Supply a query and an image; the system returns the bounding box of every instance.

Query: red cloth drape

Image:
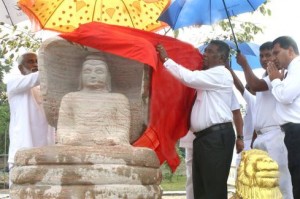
[60,22,203,172]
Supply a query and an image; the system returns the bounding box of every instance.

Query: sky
[252,0,300,45]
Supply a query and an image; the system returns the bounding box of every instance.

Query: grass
[160,152,187,191]
[160,174,186,191]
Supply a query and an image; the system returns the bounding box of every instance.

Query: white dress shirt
[271,56,300,124]
[242,89,256,140]
[180,91,240,148]
[164,59,234,132]
[253,75,279,131]
[7,72,55,164]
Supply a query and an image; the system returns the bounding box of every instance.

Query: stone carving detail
[10,37,162,199]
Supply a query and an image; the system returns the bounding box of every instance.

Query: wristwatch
[237,135,244,141]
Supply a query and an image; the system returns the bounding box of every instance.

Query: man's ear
[288,46,295,56]
[220,55,227,63]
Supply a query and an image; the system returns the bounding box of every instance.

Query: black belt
[194,122,232,138]
[280,122,300,132]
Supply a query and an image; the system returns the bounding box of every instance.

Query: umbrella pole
[1,0,14,25]
[222,0,239,52]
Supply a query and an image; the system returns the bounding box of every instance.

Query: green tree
[218,1,272,42]
[0,82,9,155]
[0,23,42,83]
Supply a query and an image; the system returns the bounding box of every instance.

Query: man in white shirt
[157,40,244,199]
[227,65,256,152]
[237,41,293,199]
[239,88,256,151]
[268,36,300,199]
[6,52,55,186]
[227,67,256,169]
[179,94,244,199]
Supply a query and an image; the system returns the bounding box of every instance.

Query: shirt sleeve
[164,59,232,90]
[262,75,272,89]
[7,72,40,97]
[231,91,240,111]
[243,89,256,109]
[271,65,300,104]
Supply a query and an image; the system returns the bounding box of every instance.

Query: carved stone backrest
[38,37,150,143]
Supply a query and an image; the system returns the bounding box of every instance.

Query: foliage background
[0,83,9,155]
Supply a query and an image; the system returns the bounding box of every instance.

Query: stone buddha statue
[57,55,130,146]
[10,37,162,199]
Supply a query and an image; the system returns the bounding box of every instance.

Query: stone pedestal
[10,145,162,199]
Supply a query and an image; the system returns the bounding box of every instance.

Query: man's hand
[267,62,284,81]
[236,52,249,69]
[236,139,244,153]
[156,44,169,62]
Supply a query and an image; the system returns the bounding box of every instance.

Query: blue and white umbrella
[159,0,266,50]
[198,40,261,70]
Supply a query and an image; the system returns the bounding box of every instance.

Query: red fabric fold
[60,22,203,172]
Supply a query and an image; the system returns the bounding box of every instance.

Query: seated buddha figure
[56,55,130,146]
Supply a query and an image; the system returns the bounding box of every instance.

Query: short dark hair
[210,40,230,62]
[272,36,299,55]
[259,41,273,51]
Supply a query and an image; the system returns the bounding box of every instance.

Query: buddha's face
[82,59,109,90]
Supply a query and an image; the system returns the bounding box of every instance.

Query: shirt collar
[288,56,300,72]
